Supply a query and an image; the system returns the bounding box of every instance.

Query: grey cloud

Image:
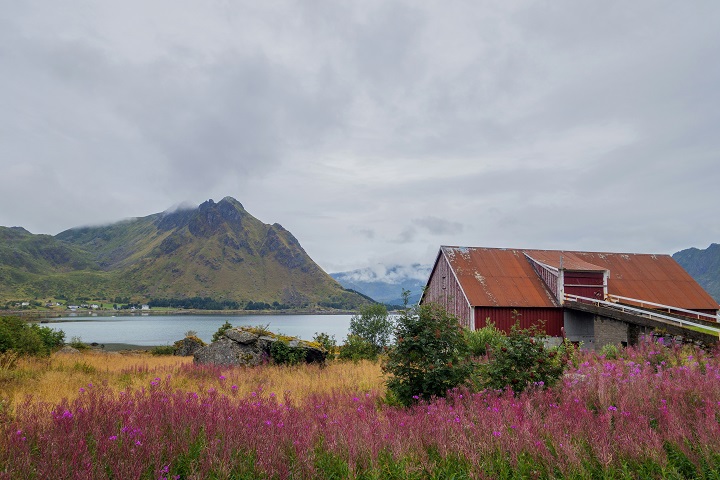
[1,1,719,269]
[397,226,417,244]
[352,228,376,240]
[413,216,464,235]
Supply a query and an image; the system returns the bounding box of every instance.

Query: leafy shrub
[383,303,473,406]
[313,332,337,356]
[338,335,377,362]
[599,342,622,360]
[349,304,394,354]
[0,316,65,356]
[211,321,234,342]
[151,345,176,356]
[270,339,306,365]
[477,324,572,394]
[68,336,90,351]
[465,322,505,357]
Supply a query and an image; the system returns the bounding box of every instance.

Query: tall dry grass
[1,352,385,413]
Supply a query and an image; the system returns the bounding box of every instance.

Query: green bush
[212,321,234,342]
[349,304,394,354]
[151,345,176,356]
[338,334,378,362]
[270,339,307,366]
[465,322,505,357]
[477,324,572,394]
[313,332,337,356]
[68,336,90,351]
[383,303,473,406]
[0,316,65,356]
[599,342,621,360]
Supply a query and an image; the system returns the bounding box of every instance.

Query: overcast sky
[1,1,719,276]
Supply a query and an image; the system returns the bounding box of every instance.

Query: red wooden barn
[420,246,719,337]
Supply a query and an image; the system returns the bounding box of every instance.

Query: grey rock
[58,346,81,355]
[300,342,327,364]
[257,335,278,352]
[174,337,205,356]
[224,329,259,345]
[193,337,263,366]
[193,329,326,366]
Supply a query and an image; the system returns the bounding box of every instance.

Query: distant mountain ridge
[0,197,369,309]
[331,264,431,306]
[673,243,720,303]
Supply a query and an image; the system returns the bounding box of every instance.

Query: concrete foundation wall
[594,317,628,350]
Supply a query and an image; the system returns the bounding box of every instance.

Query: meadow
[2,340,720,479]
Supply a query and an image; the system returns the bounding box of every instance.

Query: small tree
[349,304,393,355]
[383,303,472,406]
[338,334,377,362]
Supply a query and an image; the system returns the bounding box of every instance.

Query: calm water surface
[42,314,353,346]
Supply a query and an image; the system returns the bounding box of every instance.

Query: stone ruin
[189,327,326,366]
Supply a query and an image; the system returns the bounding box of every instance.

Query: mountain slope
[673,243,720,303]
[1,197,368,309]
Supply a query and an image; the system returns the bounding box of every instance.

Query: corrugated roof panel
[438,246,718,311]
[525,250,606,271]
[442,247,558,308]
[574,251,717,310]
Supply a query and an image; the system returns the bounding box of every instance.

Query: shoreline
[4,308,360,320]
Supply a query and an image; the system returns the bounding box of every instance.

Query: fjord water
[43,314,353,346]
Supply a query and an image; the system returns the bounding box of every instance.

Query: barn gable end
[423,249,473,328]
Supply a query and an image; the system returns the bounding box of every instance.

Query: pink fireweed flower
[231,385,238,391]
[219,375,226,380]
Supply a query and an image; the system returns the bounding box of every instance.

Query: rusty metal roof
[441,247,559,308]
[524,250,607,271]
[570,251,718,309]
[439,246,719,310]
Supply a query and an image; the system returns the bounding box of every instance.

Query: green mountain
[673,243,720,303]
[0,197,370,309]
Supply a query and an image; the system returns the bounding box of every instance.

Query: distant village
[7,301,151,311]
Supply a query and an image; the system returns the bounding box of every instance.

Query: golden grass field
[1,351,385,413]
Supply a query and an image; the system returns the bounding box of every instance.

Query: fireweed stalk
[2,340,720,479]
